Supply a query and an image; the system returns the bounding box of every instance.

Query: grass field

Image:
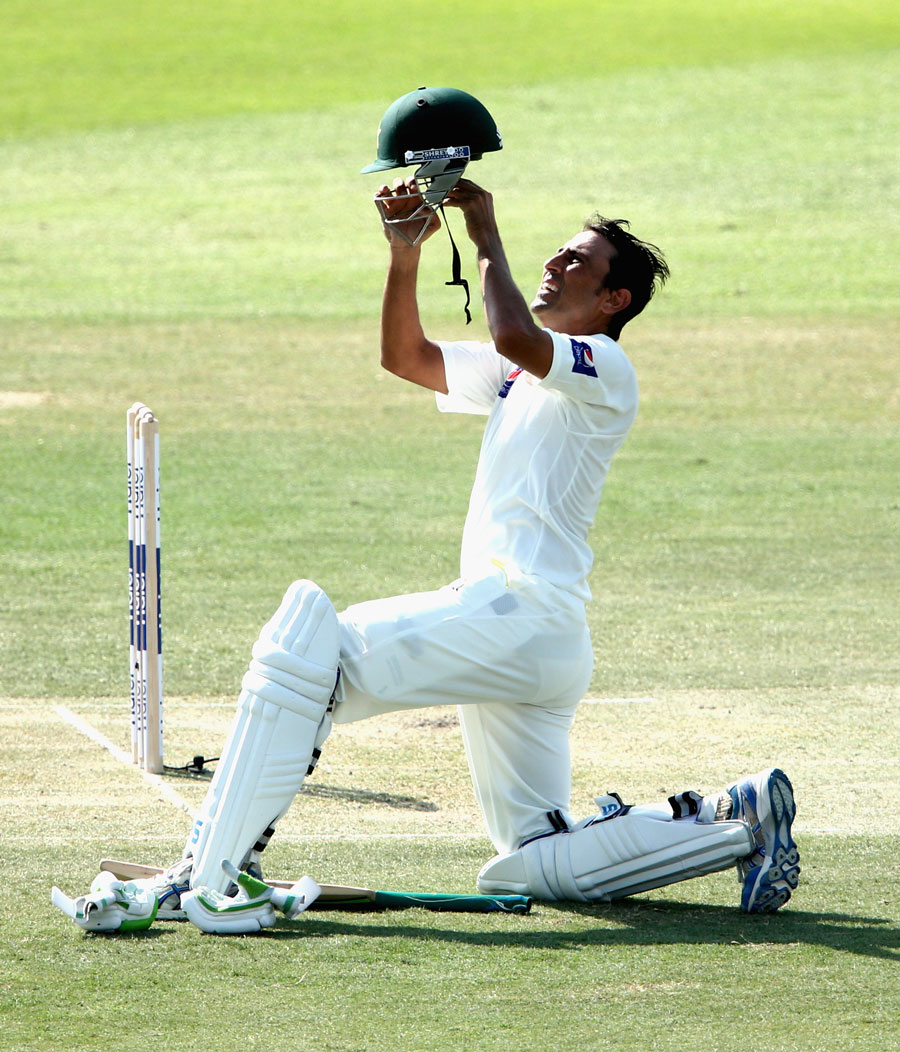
[2,2,899,1050]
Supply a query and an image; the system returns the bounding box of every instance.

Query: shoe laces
[153,856,193,889]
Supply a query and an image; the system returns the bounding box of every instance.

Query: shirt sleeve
[434,339,514,416]
[538,330,638,412]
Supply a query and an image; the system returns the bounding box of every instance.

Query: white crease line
[52,705,196,819]
[48,707,481,838]
[6,831,489,843]
[582,696,656,705]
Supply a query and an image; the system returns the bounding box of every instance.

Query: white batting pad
[477,805,754,902]
[188,580,339,891]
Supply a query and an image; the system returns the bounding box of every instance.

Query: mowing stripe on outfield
[52,704,196,817]
[8,832,493,843]
[582,696,656,704]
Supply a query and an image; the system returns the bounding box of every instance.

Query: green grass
[2,51,898,324]
[1,2,899,1050]
[4,695,899,1051]
[3,313,896,698]
[3,0,897,136]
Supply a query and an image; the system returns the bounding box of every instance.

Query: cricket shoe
[138,856,194,920]
[727,768,800,913]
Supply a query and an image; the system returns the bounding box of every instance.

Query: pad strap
[668,789,703,819]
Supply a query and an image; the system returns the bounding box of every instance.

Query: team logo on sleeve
[497,367,523,398]
[570,339,598,378]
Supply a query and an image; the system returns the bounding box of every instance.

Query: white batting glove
[182,860,320,935]
[51,871,157,932]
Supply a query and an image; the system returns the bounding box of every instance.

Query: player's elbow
[380,342,412,379]
[380,344,399,375]
[379,339,447,393]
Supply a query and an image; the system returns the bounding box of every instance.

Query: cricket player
[58,90,799,933]
[136,173,798,932]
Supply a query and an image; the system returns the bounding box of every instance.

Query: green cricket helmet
[363,87,502,322]
[362,87,502,244]
[361,86,503,174]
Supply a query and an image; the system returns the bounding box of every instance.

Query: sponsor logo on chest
[497,366,523,398]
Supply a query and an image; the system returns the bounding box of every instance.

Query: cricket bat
[99,859,532,914]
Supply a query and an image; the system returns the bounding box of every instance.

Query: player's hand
[374,178,442,247]
[442,178,499,249]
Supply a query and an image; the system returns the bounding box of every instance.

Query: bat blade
[98,859,373,902]
[97,859,531,913]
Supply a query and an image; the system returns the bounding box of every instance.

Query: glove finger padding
[182,861,321,934]
[51,871,158,932]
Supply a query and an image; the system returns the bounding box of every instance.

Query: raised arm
[375,179,448,394]
[443,179,553,379]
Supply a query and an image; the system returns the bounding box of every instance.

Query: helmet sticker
[404,146,471,165]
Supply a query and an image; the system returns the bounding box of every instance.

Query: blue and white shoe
[138,857,193,920]
[727,768,800,913]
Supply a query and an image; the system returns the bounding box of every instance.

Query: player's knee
[243,580,340,713]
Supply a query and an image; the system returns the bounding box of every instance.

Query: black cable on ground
[163,755,219,774]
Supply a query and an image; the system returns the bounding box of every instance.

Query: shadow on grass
[161,766,437,811]
[258,899,899,961]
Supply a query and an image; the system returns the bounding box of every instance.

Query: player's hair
[584,215,669,339]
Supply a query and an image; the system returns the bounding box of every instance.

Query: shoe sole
[742,768,800,913]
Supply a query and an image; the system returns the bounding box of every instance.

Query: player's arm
[376,180,448,394]
[444,179,553,379]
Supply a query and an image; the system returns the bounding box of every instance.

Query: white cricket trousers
[332,569,593,854]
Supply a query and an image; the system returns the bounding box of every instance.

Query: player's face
[530,231,616,330]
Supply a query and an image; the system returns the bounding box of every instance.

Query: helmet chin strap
[416,156,471,324]
[439,205,471,325]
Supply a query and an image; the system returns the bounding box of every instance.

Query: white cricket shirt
[436,329,638,600]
